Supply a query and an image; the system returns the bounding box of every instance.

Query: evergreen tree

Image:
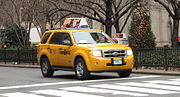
[129,0,156,49]
[1,24,27,47]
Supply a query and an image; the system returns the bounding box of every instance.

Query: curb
[0,64,40,68]
[133,69,180,76]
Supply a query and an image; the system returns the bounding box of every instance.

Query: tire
[40,57,54,77]
[75,58,90,80]
[117,69,132,78]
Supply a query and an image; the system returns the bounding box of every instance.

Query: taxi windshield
[73,31,114,44]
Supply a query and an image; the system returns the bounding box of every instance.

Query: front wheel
[75,58,90,80]
[117,69,132,78]
[40,57,54,77]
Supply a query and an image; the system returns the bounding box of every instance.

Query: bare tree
[112,1,135,33]
[47,0,140,36]
[45,0,83,29]
[0,0,24,46]
[154,0,180,47]
[0,0,17,25]
[0,0,50,46]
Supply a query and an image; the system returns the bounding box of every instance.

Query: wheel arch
[74,55,84,66]
[40,54,49,64]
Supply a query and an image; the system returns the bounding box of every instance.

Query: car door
[58,32,73,67]
[48,32,63,65]
[48,32,73,67]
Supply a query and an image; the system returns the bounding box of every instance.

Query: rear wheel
[40,57,54,77]
[117,69,132,78]
[75,58,90,80]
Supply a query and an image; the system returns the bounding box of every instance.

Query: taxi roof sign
[61,18,90,29]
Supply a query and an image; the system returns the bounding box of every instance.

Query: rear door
[38,32,52,62]
[48,32,63,65]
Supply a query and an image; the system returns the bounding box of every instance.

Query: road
[0,67,180,97]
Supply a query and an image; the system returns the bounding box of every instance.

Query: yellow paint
[37,29,134,72]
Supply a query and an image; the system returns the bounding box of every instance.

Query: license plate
[113,58,122,65]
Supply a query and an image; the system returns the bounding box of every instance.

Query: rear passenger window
[49,33,62,44]
[41,33,51,44]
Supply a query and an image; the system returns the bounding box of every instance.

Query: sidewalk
[133,68,180,76]
[0,62,40,68]
[0,62,179,76]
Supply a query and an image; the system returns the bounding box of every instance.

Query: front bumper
[86,55,134,71]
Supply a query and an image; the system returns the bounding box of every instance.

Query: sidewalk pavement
[0,62,40,68]
[133,68,180,76]
[0,63,179,76]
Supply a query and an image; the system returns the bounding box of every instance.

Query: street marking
[169,79,180,81]
[60,86,148,96]
[32,89,103,97]
[117,82,180,91]
[0,92,44,97]
[145,80,180,86]
[0,75,159,90]
[90,84,178,94]
[2,79,180,97]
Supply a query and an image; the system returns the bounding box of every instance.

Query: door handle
[47,47,51,50]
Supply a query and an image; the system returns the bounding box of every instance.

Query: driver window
[62,33,72,45]
[49,32,71,45]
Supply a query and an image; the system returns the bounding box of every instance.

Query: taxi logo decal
[59,49,70,55]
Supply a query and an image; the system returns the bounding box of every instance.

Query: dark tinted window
[49,32,71,45]
[41,32,51,44]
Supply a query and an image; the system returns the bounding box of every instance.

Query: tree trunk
[26,21,32,46]
[105,0,113,37]
[105,24,112,37]
[114,20,120,33]
[171,19,179,47]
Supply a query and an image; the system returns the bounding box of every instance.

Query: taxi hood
[78,43,131,50]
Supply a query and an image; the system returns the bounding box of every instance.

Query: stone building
[92,1,180,47]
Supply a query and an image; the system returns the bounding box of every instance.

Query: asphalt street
[0,67,180,97]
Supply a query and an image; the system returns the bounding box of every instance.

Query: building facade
[92,1,180,47]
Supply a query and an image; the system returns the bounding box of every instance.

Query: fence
[133,47,180,69]
[0,47,180,68]
[0,48,37,64]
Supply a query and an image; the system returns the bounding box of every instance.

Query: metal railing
[0,47,180,69]
[0,48,37,64]
[133,47,180,69]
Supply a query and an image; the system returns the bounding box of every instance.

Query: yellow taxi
[37,28,134,80]
[113,38,129,46]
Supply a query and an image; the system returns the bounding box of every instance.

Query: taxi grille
[103,50,126,58]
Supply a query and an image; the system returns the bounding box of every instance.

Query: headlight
[91,50,102,57]
[127,49,133,55]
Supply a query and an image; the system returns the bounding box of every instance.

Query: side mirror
[63,40,72,46]
[114,40,118,43]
